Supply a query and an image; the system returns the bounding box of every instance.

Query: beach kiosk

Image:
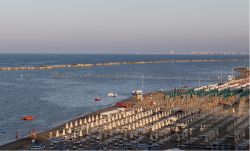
[132,90,143,101]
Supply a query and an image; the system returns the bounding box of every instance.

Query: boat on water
[94,97,101,101]
[22,115,35,121]
[107,92,117,97]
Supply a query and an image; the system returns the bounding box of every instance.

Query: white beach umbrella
[86,128,89,134]
[135,122,138,128]
[88,117,91,123]
[96,115,99,121]
[75,121,78,127]
[99,119,103,125]
[95,120,99,126]
[68,128,72,134]
[108,123,112,130]
[91,116,95,121]
[125,118,128,124]
[128,124,131,131]
[132,109,135,115]
[90,122,94,128]
[152,125,155,132]
[70,122,73,128]
[66,123,69,129]
[62,129,66,136]
[79,130,83,137]
[84,118,87,124]
[56,130,60,137]
[149,117,152,123]
[49,132,53,138]
[132,123,135,130]
[112,122,116,128]
[79,119,83,125]
[129,117,132,123]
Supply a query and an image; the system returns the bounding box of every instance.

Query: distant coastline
[0,58,242,71]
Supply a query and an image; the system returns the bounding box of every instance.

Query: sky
[0,0,248,54]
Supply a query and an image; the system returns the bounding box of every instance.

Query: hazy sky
[0,0,248,53]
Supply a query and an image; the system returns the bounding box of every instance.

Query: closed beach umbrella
[66,123,69,129]
[99,119,102,125]
[95,120,99,126]
[128,124,131,131]
[56,130,59,137]
[70,122,73,128]
[84,118,87,124]
[75,121,78,127]
[108,123,112,130]
[152,125,155,132]
[96,115,99,121]
[68,128,72,134]
[88,117,91,123]
[113,122,116,128]
[49,132,53,138]
[135,122,138,128]
[65,123,69,129]
[62,129,66,136]
[79,130,83,137]
[90,122,94,128]
[79,119,83,125]
[91,116,95,121]
[129,117,132,123]
[132,123,135,130]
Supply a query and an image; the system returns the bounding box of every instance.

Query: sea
[0,54,248,145]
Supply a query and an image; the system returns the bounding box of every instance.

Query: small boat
[94,97,101,101]
[107,92,117,97]
[22,115,35,121]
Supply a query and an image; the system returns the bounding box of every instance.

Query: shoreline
[0,93,155,150]
[0,58,242,71]
[0,68,249,150]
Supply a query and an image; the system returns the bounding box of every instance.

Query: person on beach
[15,131,19,141]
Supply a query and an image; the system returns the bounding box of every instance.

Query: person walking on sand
[15,131,19,141]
